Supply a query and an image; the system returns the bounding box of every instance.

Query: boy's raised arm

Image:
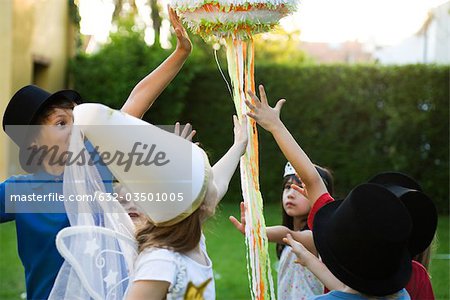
[121,8,191,119]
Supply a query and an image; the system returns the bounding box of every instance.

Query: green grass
[0,204,448,299]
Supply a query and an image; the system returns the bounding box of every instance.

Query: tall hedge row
[70,38,449,212]
[177,64,449,213]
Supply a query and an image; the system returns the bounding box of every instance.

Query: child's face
[282,178,310,218]
[32,107,75,161]
[115,184,143,225]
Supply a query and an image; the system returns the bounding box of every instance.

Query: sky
[78,0,448,47]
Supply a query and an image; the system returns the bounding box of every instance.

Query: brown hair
[136,208,204,254]
[32,98,77,125]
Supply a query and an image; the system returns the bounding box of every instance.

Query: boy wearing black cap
[0,8,192,300]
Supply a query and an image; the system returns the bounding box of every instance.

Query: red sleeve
[307,193,334,230]
[405,260,435,300]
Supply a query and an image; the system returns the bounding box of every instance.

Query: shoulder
[409,260,431,283]
[136,248,177,264]
[133,248,178,284]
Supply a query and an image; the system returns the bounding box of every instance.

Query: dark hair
[314,165,335,196]
[276,165,334,259]
[32,98,77,125]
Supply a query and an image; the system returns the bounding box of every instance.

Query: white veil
[48,124,137,300]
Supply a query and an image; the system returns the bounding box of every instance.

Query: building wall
[0,0,13,181]
[0,0,72,180]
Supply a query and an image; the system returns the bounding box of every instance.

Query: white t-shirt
[277,246,323,300]
[132,236,215,300]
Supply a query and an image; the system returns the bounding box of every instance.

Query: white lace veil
[48,125,137,300]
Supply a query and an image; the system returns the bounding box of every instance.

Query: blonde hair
[135,208,205,253]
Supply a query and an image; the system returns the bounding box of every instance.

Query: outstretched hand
[168,7,192,54]
[291,183,308,198]
[173,122,196,141]
[233,115,248,155]
[229,201,246,235]
[246,85,286,133]
[283,233,315,266]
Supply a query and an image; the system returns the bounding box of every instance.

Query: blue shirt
[0,142,113,300]
[309,289,411,300]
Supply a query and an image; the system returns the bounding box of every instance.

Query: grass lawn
[1,203,448,299]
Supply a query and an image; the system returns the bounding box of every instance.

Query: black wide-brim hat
[2,85,82,172]
[313,183,413,296]
[368,172,437,256]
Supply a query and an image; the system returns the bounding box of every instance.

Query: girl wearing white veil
[49,103,248,299]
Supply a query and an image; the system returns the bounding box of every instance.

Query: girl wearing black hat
[0,8,192,300]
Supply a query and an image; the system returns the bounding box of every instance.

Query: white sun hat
[73,103,210,226]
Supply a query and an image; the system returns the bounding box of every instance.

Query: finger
[175,28,182,38]
[180,123,191,138]
[274,99,286,112]
[229,216,243,231]
[186,130,196,141]
[247,90,261,105]
[168,6,177,25]
[291,183,305,194]
[233,115,238,127]
[195,142,200,146]
[259,85,268,105]
[174,122,180,136]
[241,114,248,126]
[245,100,257,111]
[240,201,245,223]
[246,112,258,121]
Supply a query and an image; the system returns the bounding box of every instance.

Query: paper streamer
[225,37,276,300]
[170,1,297,298]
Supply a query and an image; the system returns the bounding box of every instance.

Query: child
[125,115,248,299]
[243,85,428,299]
[0,8,192,300]
[275,163,334,300]
[230,162,333,300]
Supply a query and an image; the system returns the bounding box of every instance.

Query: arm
[120,8,192,119]
[230,202,317,255]
[283,234,345,291]
[126,280,170,300]
[246,85,328,206]
[211,116,248,204]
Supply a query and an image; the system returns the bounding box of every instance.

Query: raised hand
[229,201,246,235]
[233,115,248,155]
[283,233,315,266]
[246,85,286,133]
[173,122,196,142]
[168,7,192,54]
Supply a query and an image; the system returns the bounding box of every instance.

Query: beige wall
[0,0,72,179]
[0,1,13,181]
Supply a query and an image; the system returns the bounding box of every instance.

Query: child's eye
[56,121,66,127]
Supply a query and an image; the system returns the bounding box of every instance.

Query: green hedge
[178,64,449,213]
[70,39,449,212]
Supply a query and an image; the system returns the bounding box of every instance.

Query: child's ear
[199,202,215,220]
